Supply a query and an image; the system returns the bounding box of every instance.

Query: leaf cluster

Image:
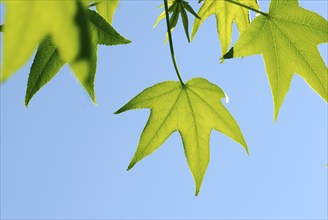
[0,0,131,105]
[0,0,327,195]
[154,0,200,42]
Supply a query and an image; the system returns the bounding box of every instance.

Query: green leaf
[169,2,180,29]
[115,78,247,195]
[180,5,191,42]
[25,38,64,107]
[96,0,120,24]
[191,0,259,54]
[1,0,92,82]
[223,0,328,120]
[182,1,201,20]
[153,0,201,42]
[25,10,131,106]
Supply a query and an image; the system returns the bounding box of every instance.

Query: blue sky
[1,1,327,219]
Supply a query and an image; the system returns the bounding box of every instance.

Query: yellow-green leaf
[96,0,120,24]
[223,0,328,120]
[116,78,247,195]
[1,0,91,82]
[191,0,259,55]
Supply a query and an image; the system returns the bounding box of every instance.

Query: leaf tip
[127,161,135,171]
[195,186,200,196]
[115,102,132,114]
[273,110,279,124]
[88,92,98,105]
[219,57,225,64]
[91,97,98,106]
[245,146,250,156]
[239,137,249,156]
[122,38,132,45]
[114,107,124,114]
[24,100,30,108]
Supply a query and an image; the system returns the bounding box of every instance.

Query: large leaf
[25,10,131,106]
[116,78,247,195]
[223,0,328,120]
[96,0,120,24]
[191,0,259,54]
[1,0,92,82]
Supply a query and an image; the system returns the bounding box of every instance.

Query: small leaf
[223,0,328,120]
[154,0,201,42]
[169,3,180,29]
[25,38,64,107]
[180,6,191,42]
[25,10,131,106]
[116,78,247,195]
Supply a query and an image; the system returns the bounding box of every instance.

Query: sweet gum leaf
[223,0,328,120]
[116,78,247,195]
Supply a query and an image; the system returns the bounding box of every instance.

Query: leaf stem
[225,0,268,17]
[164,0,185,86]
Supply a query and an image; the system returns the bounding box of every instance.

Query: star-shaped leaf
[191,0,259,54]
[25,10,131,106]
[116,78,247,195]
[223,0,328,120]
[1,0,92,82]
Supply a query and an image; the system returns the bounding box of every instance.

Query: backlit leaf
[116,78,247,195]
[223,0,328,120]
[25,10,131,106]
